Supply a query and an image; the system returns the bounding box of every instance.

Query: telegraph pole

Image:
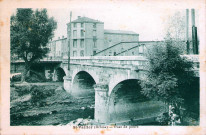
[68,11,72,70]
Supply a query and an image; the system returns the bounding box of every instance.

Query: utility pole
[68,11,72,70]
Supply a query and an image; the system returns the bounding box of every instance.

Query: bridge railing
[62,56,149,70]
[62,55,199,75]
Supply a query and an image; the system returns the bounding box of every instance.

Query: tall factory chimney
[191,9,198,54]
[186,9,189,54]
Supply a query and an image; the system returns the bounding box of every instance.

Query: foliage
[164,11,186,40]
[164,11,187,54]
[14,85,31,96]
[140,40,195,108]
[10,8,57,81]
[156,112,170,125]
[25,71,47,82]
[11,74,22,82]
[30,85,56,106]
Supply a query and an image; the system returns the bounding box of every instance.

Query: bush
[30,85,56,106]
[11,74,22,82]
[26,73,47,83]
[14,85,31,96]
[156,112,170,125]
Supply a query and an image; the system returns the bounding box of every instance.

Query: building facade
[47,16,141,57]
[47,36,67,60]
[67,16,104,57]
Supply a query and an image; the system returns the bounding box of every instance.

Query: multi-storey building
[47,36,67,60]
[47,10,199,57]
[67,16,104,57]
[47,16,140,57]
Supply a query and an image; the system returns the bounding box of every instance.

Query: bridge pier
[94,83,109,124]
[63,76,72,93]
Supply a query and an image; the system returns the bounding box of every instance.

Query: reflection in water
[108,79,166,124]
[72,71,96,98]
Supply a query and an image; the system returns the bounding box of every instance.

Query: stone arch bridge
[59,55,199,124]
[61,56,148,123]
[11,55,199,124]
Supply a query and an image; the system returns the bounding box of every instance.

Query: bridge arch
[109,75,139,96]
[72,70,98,85]
[107,79,167,124]
[107,79,146,123]
[53,67,66,82]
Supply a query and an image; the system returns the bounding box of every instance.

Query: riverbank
[10,82,95,125]
[10,82,199,126]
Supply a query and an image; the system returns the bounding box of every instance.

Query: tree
[164,11,187,54]
[165,11,186,40]
[140,39,196,125]
[11,9,57,82]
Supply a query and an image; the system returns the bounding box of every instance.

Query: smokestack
[186,9,189,54]
[191,9,195,26]
[191,9,198,54]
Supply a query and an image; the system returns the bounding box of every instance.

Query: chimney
[78,16,81,19]
[186,9,189,54]
[191,9,198,54]
[62,35,64,39]
[191,9,195,26]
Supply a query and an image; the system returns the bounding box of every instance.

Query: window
[73,51,77,56]
[80,40,84,48]
[80,50,84,56]
[114,52,116,56]
[73,30,77,37]
[93,30,96,36]
[93,23,96,28]
[73,40,77,48]
[81,30,84,37]
[81,23,84,28]
[93,40,97,48]
[73,23,77,28]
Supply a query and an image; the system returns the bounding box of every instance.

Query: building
[47,36,67,60]
[47,16,140,57]
[67,16,104,57]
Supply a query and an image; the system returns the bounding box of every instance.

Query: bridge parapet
[63,56,148,70]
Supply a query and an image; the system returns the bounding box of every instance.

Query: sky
[11,1,201,41]
[46,1,189,41]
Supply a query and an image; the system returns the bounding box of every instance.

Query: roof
[104,29,138,35]
[71,16,103,23]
